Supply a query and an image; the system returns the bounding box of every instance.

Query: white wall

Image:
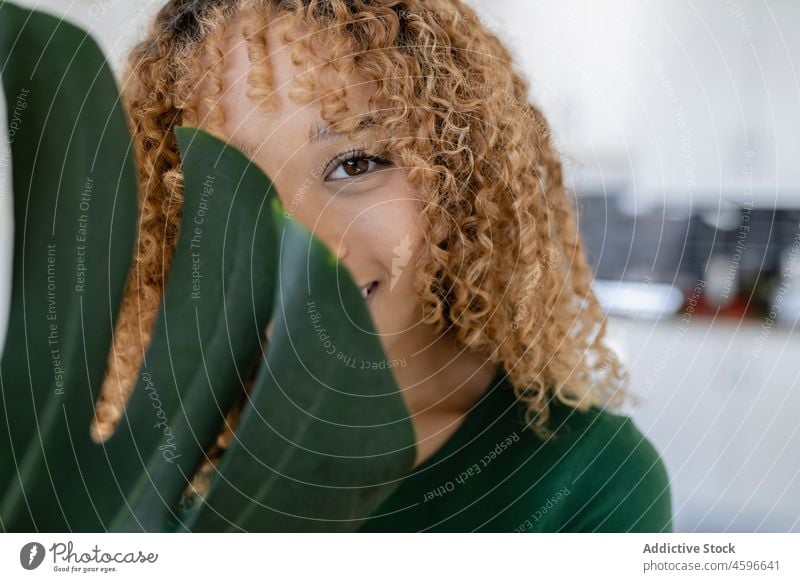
[474,0,800,208]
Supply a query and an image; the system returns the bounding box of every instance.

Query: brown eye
[342,157,370,176]
[325,153,391,181]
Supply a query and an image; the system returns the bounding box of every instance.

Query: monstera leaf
[0,0,139,529]
[0,1,415,532]
[178,187,417,533]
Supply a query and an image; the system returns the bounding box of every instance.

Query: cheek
[366,177,424,252]
[359,200,424,284]
[265,167,312,221]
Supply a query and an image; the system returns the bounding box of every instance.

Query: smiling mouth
[360,281,379,304]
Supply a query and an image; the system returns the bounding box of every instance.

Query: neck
[387,327,499,419]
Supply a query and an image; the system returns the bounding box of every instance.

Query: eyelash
[323,148,392,182]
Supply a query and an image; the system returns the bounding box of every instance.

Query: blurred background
[1,0,798,532]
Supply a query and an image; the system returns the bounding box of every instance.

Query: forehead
[211,16,375,137]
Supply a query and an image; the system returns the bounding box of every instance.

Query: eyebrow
[307,118,376,144]
[228,117,377,157]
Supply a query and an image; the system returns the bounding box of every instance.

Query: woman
[92,0,672,532]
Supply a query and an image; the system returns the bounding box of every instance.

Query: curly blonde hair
[92,0,629,500]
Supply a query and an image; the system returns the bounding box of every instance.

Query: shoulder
[547,401,674,532]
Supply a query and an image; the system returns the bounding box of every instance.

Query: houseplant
[0,1,415,533]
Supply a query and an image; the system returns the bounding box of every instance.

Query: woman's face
[201,18,429,358]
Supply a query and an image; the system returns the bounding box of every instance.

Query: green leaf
[181,196,417,532]
[103,127,277,532]
[0,1,138,530]
[0,6,277,532]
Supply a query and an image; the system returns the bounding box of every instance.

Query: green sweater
[359,370,673,532]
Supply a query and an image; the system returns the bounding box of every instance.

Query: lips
[360,281,379,304]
